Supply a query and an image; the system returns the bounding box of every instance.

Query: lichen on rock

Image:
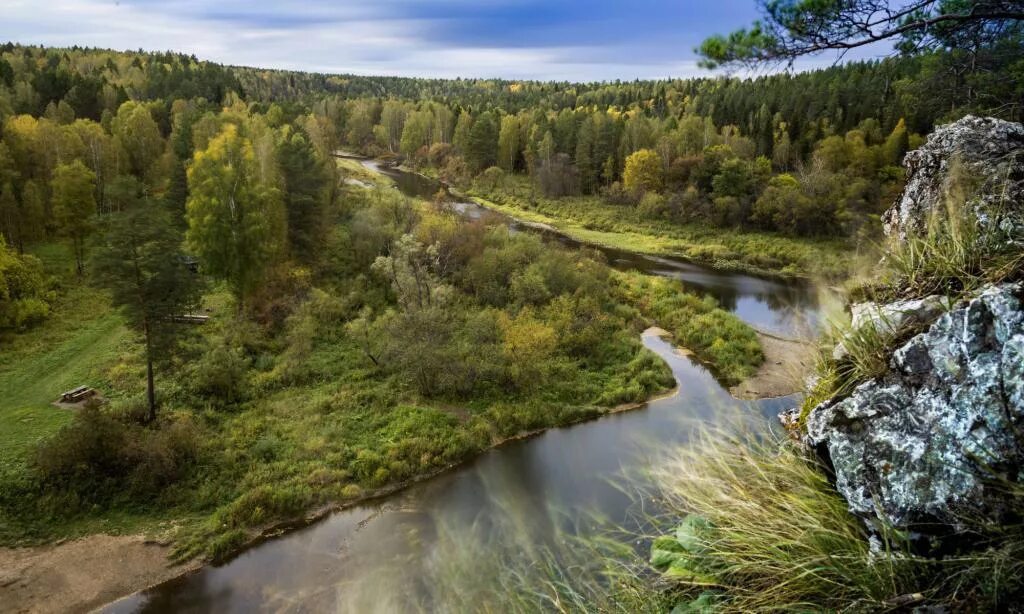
[807,283,1024,531]
[804,115,1024,547]
[882,115,1024,242]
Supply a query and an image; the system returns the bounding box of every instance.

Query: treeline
[1,41,1019,251]
[269,49,1017,239]
[313,93,915,237]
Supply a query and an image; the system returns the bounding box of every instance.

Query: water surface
[103,158,822,613]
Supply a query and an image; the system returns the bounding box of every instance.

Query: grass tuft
[645,425,914,612]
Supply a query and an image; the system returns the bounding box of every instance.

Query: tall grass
[644,425,916,612]
[879,157,1021,302]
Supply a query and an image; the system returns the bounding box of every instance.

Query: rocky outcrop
[808,283,1024,531]
[883,115,1024,241]
[805,116,1024,547]
[832,295,946,361]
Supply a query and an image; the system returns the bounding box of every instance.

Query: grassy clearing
[462,175,853,280]
[0,248,132,479]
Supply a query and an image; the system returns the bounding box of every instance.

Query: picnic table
[60,386,96,403]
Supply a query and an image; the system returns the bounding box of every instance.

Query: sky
[0,0,891,81]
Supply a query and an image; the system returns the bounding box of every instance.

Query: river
[103,159,824,613]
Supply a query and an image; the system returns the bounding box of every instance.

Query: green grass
[461,175,852,280]
[0,256,132,477]
[616,272,763,386]
[644,426,914,612]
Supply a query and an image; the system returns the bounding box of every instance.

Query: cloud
[0,0,891,81]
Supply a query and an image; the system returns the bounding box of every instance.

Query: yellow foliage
[498,308,557,386]
[623,148,664,193]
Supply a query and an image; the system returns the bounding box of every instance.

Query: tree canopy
[698,0,1024,68]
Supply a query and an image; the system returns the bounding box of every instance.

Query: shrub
[190,341,251,405]
[0,237,53,330]
[34,406,199,506]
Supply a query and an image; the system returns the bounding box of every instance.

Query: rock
[882,115,1024,242]
[807,284,1024,533]
[778,407,802,439]
[832,295,946,361]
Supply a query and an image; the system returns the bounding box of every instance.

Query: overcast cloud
[0,0,892,81]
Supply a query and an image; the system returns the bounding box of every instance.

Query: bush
[33,406,199,506]
[0,237,53,330]
[190,341,251,405]
[637,192,669,220]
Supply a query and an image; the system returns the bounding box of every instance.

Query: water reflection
[106,332,799,614]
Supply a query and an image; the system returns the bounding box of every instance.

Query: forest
[0,9,1022,607]
[0,42,774,559]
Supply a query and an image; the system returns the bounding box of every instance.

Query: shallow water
[103,159,822,613]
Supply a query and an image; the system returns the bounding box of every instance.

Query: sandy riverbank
[0,534,199,614]
[730,332,814,400]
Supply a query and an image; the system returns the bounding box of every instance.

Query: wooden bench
[169,314,210,324]
[60,386,95,403]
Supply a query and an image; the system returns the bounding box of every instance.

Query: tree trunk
[144,319,156,423]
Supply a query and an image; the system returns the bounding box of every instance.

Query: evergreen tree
[92,205,201,421]
[466,112,498,174]
[278,129,329,263]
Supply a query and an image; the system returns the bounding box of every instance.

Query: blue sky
[0,0,890,81]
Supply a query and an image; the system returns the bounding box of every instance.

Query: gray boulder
[807,284,1024,530]
[882,115,1024,242]
[832,295,946,361]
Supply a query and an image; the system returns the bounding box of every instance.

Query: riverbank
[465,190,844,280]
[0,534,200,614]
[729,332,814,400]
[339,155,852,282]
[441,174,853,281]
[2,328,683,614]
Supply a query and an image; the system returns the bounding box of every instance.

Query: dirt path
[0,535,198,614]
[730,332,815,400]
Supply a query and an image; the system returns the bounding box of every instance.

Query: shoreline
[729,331,814,400]
[2,330,685,614]
[335,152,816,283]
[459,190,812,283]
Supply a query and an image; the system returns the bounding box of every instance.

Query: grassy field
[0,245,132,479]
[459,175,855,280]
